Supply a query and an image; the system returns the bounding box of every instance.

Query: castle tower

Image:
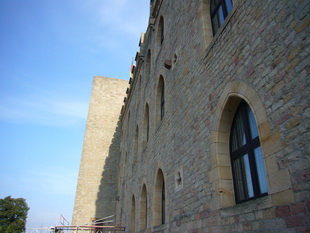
[72,76,127,225]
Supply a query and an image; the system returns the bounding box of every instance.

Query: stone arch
[145,50,151,83]
[153,168,166,226]
[156,16,164,55]
[155,75,165,128]
[139,183,148,230]
[130,195,136,232]
[200,0,213,48]
[209,81,291,209]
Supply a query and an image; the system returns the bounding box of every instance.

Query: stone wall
[72,76,128,225]
[116,0,309,232]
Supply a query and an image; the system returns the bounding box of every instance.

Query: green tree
[0,196,30,233]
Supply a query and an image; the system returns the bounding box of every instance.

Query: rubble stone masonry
[73,0,309,232]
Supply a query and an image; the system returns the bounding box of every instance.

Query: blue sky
[0,0,148,229]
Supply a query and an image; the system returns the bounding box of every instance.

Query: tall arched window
[156,76,165,127]
[146,50,151,82]
[230,100,268,203]
[143,104,150,147]
[210,0,233,35]
[130,195,136,232]
[153,169,165,226]
[139,184,147,230]
[158,16,164,45]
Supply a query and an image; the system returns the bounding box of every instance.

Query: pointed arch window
[130,195,136,232]
[153,169,165,226]
[146,50,151,82]
[139,184,147,230]
[156,76,165,127]
[210,0,233,35]
[230,100,268,203]
[143,104,150,147]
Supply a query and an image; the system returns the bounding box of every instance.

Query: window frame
[230,100,268,204]
[210,0,233,35]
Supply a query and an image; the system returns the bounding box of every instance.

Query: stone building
[73,0,310,232]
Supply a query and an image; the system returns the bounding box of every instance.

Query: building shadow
[94,115,122,226]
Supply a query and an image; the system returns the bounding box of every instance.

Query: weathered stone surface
[73,0,310,231]
[72,76,127,225]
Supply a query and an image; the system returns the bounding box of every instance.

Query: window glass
[231,110,246,152]
[247,105,259,139]
[254,147,268,194]
[225,0,233,13]
[232,154,254,202]
[210,0,233,35]
[218,6,225,24]
[230,101,268,203]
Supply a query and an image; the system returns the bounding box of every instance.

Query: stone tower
[72,76,128,225]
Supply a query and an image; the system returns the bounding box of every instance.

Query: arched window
[156,76,165,127]
[146,50,151,82]
[153,169,165,226]
[130,195,136,232]
[139,184,147,230]
[210,0,233,35]
[143,104,150,147]
[230,100,268,203]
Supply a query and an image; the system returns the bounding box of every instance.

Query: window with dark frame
[210,0,233,35]
[230,100,268,204]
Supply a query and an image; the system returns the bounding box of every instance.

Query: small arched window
[156,76,165,127]
[230,100,268,203]
[139,184,147,230]
[146,50,151,82]
[143,104,150,147]
[153,169,165,226]
[130,195,136,232]
[210,0,233,35]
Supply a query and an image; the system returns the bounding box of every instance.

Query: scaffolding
[26,215,125,233]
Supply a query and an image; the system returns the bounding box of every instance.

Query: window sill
[220,195,273,217]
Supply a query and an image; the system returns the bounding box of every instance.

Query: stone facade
[72,76,128,225]
[73,0,310,232]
